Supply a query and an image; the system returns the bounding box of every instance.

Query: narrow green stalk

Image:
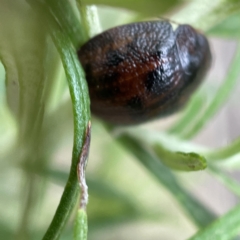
[74,209,88,240]
[44,0,84,48]
[41,28,90,240]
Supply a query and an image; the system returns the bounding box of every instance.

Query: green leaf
[0,221,12,239]
[74,209,88,240]
[41,101,73,154]
[117,133,215,228]
[153,143,207,171]
[0,1,61,239]
[82,0,181,18]
[0,0,58,143]
[208,11,240,38]
[189,203,240,240]
[86,183,140,226]
[172,0,240,31]
[167,90,208,136]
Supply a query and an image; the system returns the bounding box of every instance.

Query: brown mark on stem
[77,121,91,210]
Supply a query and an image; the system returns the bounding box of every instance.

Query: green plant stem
[44,0,84,48]
[181,43,240,139]
[41,28,90,240]
[74,209,88,240]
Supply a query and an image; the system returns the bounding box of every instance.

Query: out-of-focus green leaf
[0,1,61,239]
[180,43,240,139]
[168,90,208,136]
[0,0,59,144]
[87,192,139,226]
[82,0,181,18]
[39,100,73,157]
[97,6,137,30]
[45,168,142,224]
[208,12,240,38]
[173,0,240,31]
[153,143,207,171]
[0,221,12,239]
[117,133,215,228]
[208,165,240,197]
[189,203,240,240]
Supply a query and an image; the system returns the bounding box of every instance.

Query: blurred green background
[1,0,240,240]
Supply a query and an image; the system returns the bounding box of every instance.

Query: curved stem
[41,29,90,240]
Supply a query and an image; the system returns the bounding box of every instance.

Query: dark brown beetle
[78,21,211,125]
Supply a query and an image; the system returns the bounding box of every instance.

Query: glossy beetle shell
[78,21,211,125]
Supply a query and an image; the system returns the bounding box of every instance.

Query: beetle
[78,21,211,125]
